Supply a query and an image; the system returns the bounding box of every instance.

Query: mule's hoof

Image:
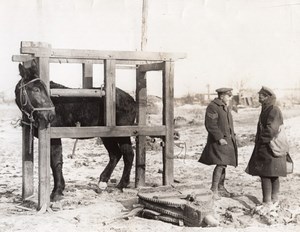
[116,181,129,190]
[98,181,108,190]
[50,192,64,202]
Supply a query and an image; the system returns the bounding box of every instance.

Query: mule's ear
[18,63,26,78]
[31,59,39,73]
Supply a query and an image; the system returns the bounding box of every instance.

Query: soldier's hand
[218,139,228,145]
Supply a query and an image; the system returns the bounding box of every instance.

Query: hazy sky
[1,0,300,98]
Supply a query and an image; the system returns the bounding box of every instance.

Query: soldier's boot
[271,177,279,204]
[254,177,276,215]
[261,176,272,204]
[218,168,235,197]
[210,165,223,200]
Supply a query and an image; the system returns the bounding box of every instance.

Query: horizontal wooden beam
[50,49,186,61]
[12,55,139,69]
[21,47,52,57]
[20,42,186,61]
[21,41,52,49]
[50,126,166,138]
[12,55,35,62]
[138,62,164,72]
[49,58,138,68]
[50,89,105,98]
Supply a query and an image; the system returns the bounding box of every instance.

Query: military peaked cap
[215,87,233,96]
[258,86,275,96]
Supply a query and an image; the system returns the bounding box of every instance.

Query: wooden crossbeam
[12,55,138,69]
[50,89,105,98]
[12,55,35,62]
[50,126,166,138]
[48,58,152,66]
[50,49,186,61]
[48,58,148,69]
[21,41,52,48]
[48,58,157,67]
[138,62,164,72]
[20,43,186,61]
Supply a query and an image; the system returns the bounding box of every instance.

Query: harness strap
[32,107,55,112]
[19,78,41,89]
[19,76,54,154]
[19,78,55,123]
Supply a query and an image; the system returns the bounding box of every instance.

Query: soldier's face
[221,94,232,104]
[258,93,269,103]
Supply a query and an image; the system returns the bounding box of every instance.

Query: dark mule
[15,60,137,201]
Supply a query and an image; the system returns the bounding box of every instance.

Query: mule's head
[15,60,55,129]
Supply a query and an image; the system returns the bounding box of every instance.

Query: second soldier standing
[198,88,238,199]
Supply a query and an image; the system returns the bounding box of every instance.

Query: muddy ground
[0,103,300,232]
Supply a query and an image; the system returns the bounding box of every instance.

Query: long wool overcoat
[199,98,238,167]
[246,97,287,177]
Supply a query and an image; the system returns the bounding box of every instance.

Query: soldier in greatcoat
[199,88,238,199]
[246,86,287,211]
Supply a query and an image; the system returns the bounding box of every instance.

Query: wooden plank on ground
[50,126,166,138]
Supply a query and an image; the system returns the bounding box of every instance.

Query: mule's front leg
[99,138,121,190]
[50,139,65,201]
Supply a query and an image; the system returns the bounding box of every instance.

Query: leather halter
[19,78,55,123]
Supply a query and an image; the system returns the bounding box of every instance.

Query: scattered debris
[101,206,144,226]
[15,205,34,212]
[137,184,218,227]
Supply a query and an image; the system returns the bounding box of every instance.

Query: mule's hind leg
[50,138,65,201]
[117,137,134,189]
[99,138,122,189]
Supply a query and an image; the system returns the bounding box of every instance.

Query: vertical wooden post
[39,57,50,89]
[22,120,34,199]
[162,61,174,185]
[135,68,147,187]
[138,0,150,187]
[38,125,51,210]
[82,63,93,88]
[37,56,51,210]
[104,59,116,126]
